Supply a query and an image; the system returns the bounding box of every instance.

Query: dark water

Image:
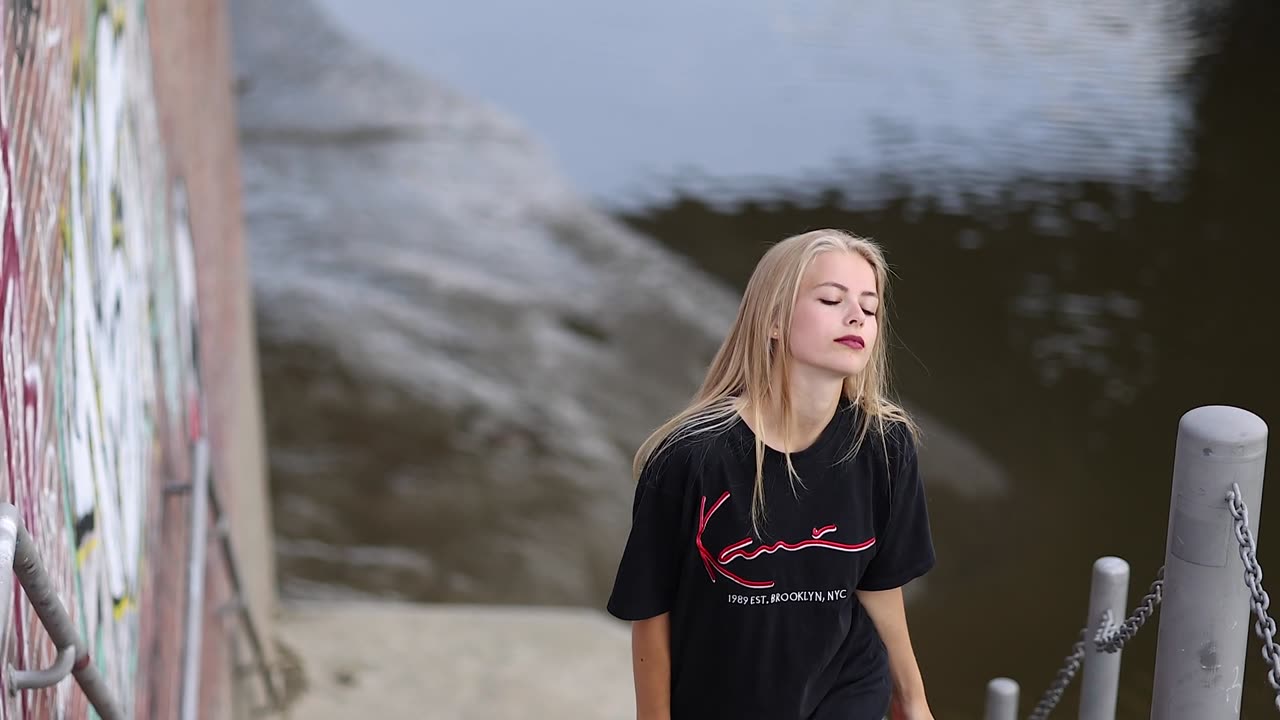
[236,0,1280,716]
[618,5,1280,715]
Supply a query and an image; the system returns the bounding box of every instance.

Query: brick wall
[0,0,274,717]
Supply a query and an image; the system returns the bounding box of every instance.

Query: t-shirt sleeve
[857,426,935,591]
[606,443,697,621]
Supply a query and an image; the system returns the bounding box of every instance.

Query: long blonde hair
[633,229,918,535]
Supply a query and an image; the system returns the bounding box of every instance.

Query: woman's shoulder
[871,414,920,470]
[879,415,917,446]
[840,405,915,460]
[640,416,746,487]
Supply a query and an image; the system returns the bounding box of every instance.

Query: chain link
[1095,569,1164,654]
[1027,569,1164,720]
[1228,483,1280,711]
[1027,630,1086,720]
[1027,483,1280,718]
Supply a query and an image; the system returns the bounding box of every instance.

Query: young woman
[607,229,936,720]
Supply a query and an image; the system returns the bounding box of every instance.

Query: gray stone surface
[273,601,635,719]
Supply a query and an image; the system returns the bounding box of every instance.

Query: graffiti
[59,0,171,711]
[1,87,77,720]
[155,182,202,446]
[135,176,203,718]
[0,0,216,717]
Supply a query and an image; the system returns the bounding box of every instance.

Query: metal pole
[984,677,1019,720]
[0,505,125,719]
[207,475,283,708]
[13,524,124,718]
[1150,405,1269,719]
[1079,556,1129,720]
[10,644,76,690]
[180,439,212,720]
[0,505,19,663]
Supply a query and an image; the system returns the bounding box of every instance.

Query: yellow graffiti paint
[71,38,82,90]
[60,207,71,256]
[76,534,99,568]
[112,595,133,622]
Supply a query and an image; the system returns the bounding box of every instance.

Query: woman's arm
[632,613,672,720]
[855,587,933,720]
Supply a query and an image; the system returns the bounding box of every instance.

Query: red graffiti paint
[0,102,30,720]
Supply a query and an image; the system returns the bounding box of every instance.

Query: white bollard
[1150,405,1269,719]
[1079,556,1130,720]
[984,677,1020,720]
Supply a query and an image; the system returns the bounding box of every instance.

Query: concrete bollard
[984,677,1020,720]
[1150,405,1269,719]
[1079,556,1130,720]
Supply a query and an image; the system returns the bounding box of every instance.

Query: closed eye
[819,299,840,306]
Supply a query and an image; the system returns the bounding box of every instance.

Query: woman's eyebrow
[815,281,877,299]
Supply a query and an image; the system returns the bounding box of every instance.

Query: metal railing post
[1079,556,1129,720]
[0,509,18,661]
[173,430,285,716]
[181,438,212,720]
[984,677,1020,720]
[1150,405,1269,719]
[208,474,284,709]
[0,504,124,719]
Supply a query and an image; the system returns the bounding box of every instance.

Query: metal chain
[1027,630,1086,720]
[1095,568,1164,654]
[1027,569,1164,720]
[1027,483,1280,718]
[1227,483,1280,711]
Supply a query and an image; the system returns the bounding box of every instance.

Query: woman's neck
[739,367,844,453]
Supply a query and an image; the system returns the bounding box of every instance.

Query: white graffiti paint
[156,182,201,441]
[60,3,166,710]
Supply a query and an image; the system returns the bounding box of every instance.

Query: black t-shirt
[607,400,935,720]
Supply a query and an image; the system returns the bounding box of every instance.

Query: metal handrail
[0,504,124,719]
[207,466,284,709]
[180,438,213,720]
[178,437,284,716]
[0,434,283,720]
[11,643,76,690]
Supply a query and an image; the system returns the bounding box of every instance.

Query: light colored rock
[231,0,1009,609]
[232,0,734,607]
[273,601,635,720]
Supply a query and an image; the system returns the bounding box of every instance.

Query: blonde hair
[633,229,918,535]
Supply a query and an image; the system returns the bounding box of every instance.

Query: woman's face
[785,251,880,380]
